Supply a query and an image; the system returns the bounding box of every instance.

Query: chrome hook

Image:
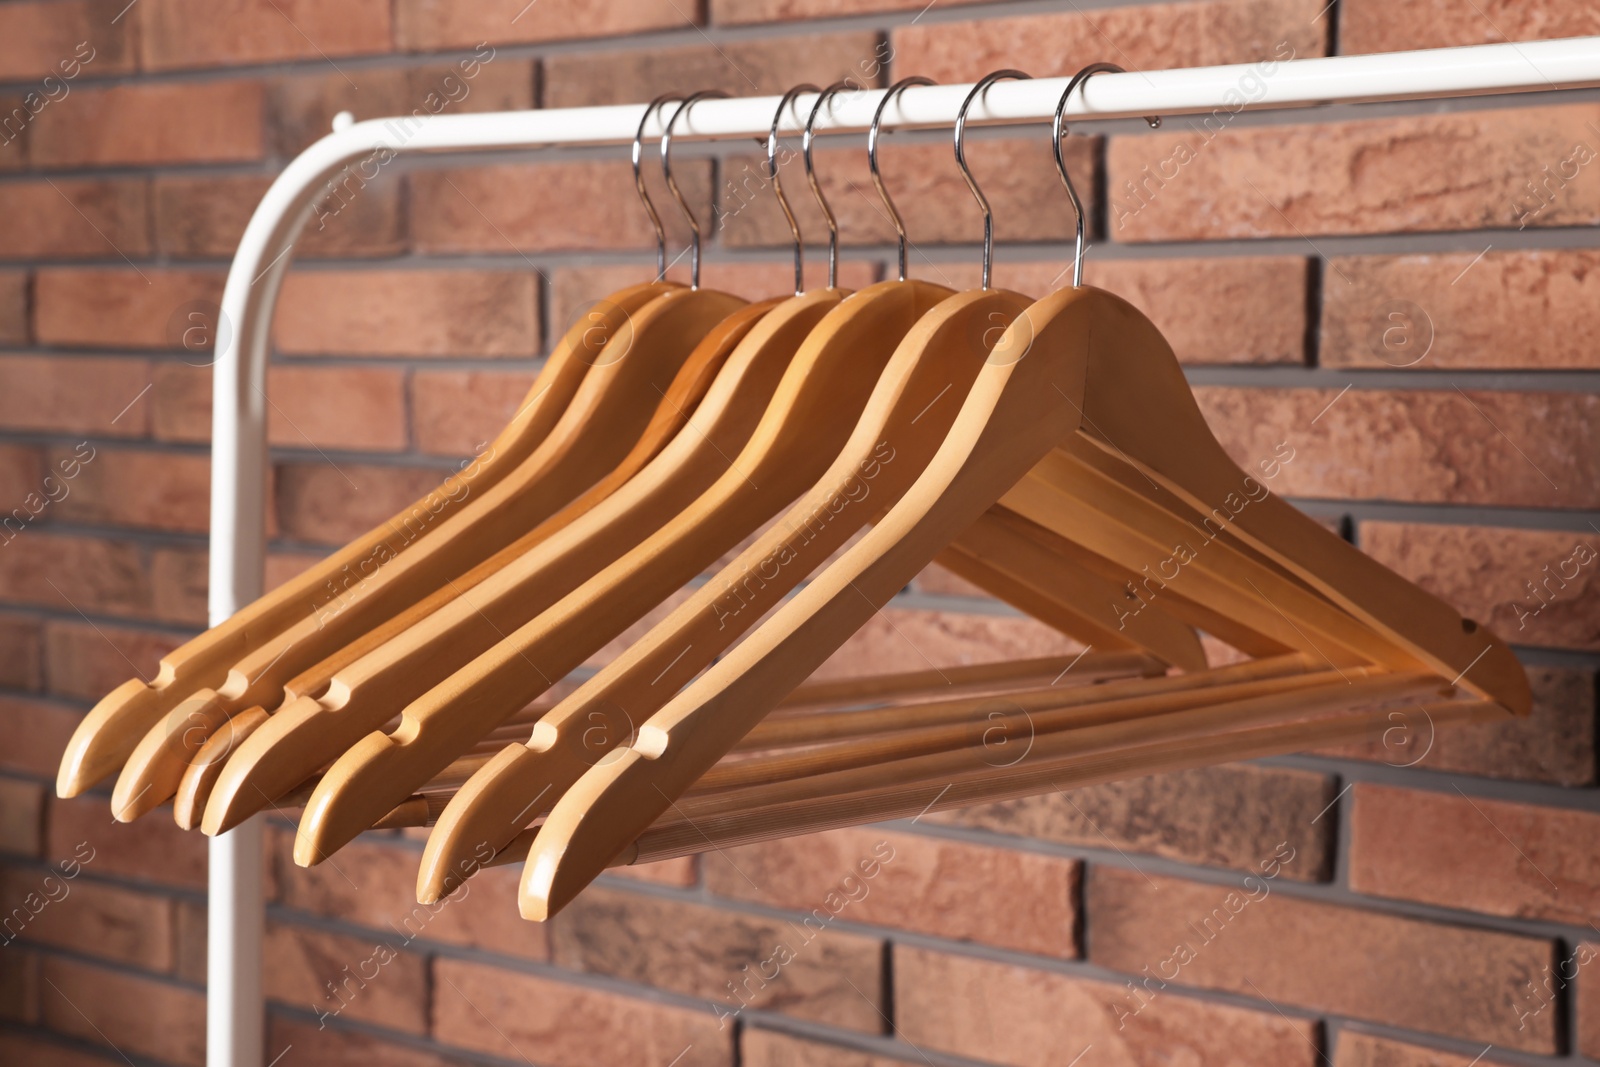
[803,80,861,290]
[869,76,935,282]
[769,84,821,297]
[662,89,728,289]
[633,93,682,282]
[955,69,1030,290]
[1053,63,1160,287]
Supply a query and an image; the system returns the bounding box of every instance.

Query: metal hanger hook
[634,93,683,282]
[662,89,729,290]
[870,76,935,283]
[955,69,1030,290]
[769,84,821,297]
[1053,63,1161,288]
[804,80,862,290]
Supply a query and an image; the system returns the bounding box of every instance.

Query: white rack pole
[205,35,1600,1067]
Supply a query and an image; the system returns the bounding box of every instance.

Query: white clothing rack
[206,36,1600,1067]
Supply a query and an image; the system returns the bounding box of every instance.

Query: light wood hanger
[105,97,754,822]
[516,64,1526,912]
[411,76,1206,900]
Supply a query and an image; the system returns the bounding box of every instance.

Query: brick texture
[1335,1031,1518,1067]
[1349,783,1600,927]
[432,958,732,1066]
[703,827,1078,957]
[139,0,393,71]
[1322,250,1600,369]
[0,779,45,856]
[896,943,1322,1067]
[1197,387,1600,509]
[29,82,264,168]
[932,763,1336,880]
[549,884,885,1030]
[275,269,540,357]
[0,0,138,78]
[894,0,1327,83]
[1110,104,1600,240]
[1087,867,1558,1050]
[0,179,150,259]
[395,0,687,49]
[1341,0,1600,53]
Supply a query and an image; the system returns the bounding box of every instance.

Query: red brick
[46,444,211,534]
[704,827,1076,957]
[150,362,408,452]
[268,1016,479,1067]
[1323,250,1600,369]
[1582,943,1600,1059]
[1342,0,1600,53]
[266,59,534,157]
[811,604,1080,681]
[412,369,531,456]
[0,178,150,259]
[0,864,173,969]
[545,33,886,108]
[410,159,713,255]
[140,0,392,71]
[272,832,550,961]
[1087,867,1558,1051]
[274,461,462,547]
[150,545,209,625]
[155,173,406,259]
[0,1031,123,1067]
[0,532,155,621]
[742,1030,909,1067]
[896,943,1319,1067]
[35,268,224,350]
[30,81,263,167]
[1109,104,1600,241]
[0,270,28,345]
[0,93,31,171]
[1335,1030,1518,1067]
[274,269,538,358]
[720,136,1098,250]
[0,779,45,856]
[1320,665,1596,786]
[396,0,686,49]
[1197,387,1600,510]
[1360,522,1599,651]
[0,1,136,78]
[712,0,995,22]
[898,0,1323,83]
[433,957,731,1067]
[266,919,428,1034]
[1350,783,1600,927]
[47,793,208,890]
[0,613,43,692]
[0,946,39,1023]
[39,956,204,1067]
[43,619,186,703]
[934,763,1335,880]
[0,696,82,779]
[550,885,884,1031]
[0,356,152,437]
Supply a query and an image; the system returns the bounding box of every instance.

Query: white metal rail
[208,36,1600,1067]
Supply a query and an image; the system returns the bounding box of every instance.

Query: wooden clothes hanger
[513,68,1527,920]
[412,74,1204,901]
[102,96,757,822]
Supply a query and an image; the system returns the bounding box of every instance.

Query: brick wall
[1,0,1598,1065]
